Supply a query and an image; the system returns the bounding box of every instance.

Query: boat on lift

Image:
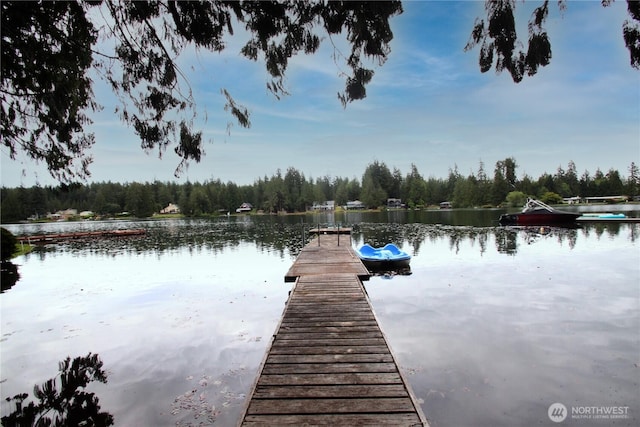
[499,198,581,226]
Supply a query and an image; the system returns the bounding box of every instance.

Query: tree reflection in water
[2,353,113,427]
[1,261,20,292]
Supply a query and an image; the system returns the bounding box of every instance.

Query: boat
[356,243,411,269]
[580,213,626,219]
[499,198,581,226]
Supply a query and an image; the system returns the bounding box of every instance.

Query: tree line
[1,159,638,223]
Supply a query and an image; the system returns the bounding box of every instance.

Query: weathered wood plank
[269,345,390,355]
[246,397,417,414]
[279,320,379,328]
[262,362,398,375]
[271,338,388,347]
[266,353,394,364]
[252,384,408,398]
[285,301,371,308]
[273,332,384,341]
[242,413,423,426]
[256,372,404,386]
[284,308,371,314]
[284,235,369,282]
[277,326,380,334]
[279,313,376,321]
[288,295,365,302]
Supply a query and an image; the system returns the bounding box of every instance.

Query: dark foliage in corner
[465,0,640,82]
[1,227,18,261]
[1,0,402,181]
[2,353,114,427]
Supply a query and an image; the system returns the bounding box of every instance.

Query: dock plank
[284,236,369,282]
[246,397,417,414]
[255,372,404,386]
[266,353,394,364]
[243,413,423,426]
[261,362,399,375]
[238,234,428,426]
[252,384,408,399]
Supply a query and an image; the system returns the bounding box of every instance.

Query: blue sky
[2,0,638,188]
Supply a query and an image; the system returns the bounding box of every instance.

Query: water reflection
[353,222,636,259]
[2,353,113,426]
[1,214,638,426]
[3,217,639,268]
[1,261,20,292]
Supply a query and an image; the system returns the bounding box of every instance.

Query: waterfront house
[311,201,335,211]
[346,200,365,210]
[387,198,403,208]
[236,202,253,213]
[160,203,181,214]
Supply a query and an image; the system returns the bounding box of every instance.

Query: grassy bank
[12,243,33,258]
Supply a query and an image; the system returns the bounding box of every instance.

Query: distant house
[439,201,452,209]
[563,197,582,204]
[236,202,253,213]
[311,200,335,211]
[584,195,628,203]
[46,208,77,221]
[346,200,365,210]
[387,198,403,208]
[160,203,180,214]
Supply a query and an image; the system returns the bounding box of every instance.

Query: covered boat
[499,198,581,226]
[356,243,411,269]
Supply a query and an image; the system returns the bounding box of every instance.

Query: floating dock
[576,216,640,223]
[16,229,146,243]
[307,226,352,235]
[238,234,428,426]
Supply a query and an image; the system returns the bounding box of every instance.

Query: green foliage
[540,191,563,205]
[1,353,113,427]
[1,227,18,261]
[1,1,97,181]
[361,161,394,208]
[506,191,527,207]
[1,0,401,182]
[622,0,640,68]
[466,1,640,82]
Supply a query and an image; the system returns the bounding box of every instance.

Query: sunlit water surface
[1,213,639,426]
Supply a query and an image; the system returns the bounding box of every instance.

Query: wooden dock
[576,216,640,223]
[239,234,428,426]
[16,229,146,243]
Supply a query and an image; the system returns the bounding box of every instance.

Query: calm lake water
[1,208,639,426]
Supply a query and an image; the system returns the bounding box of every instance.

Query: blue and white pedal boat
[356,243,411,269]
